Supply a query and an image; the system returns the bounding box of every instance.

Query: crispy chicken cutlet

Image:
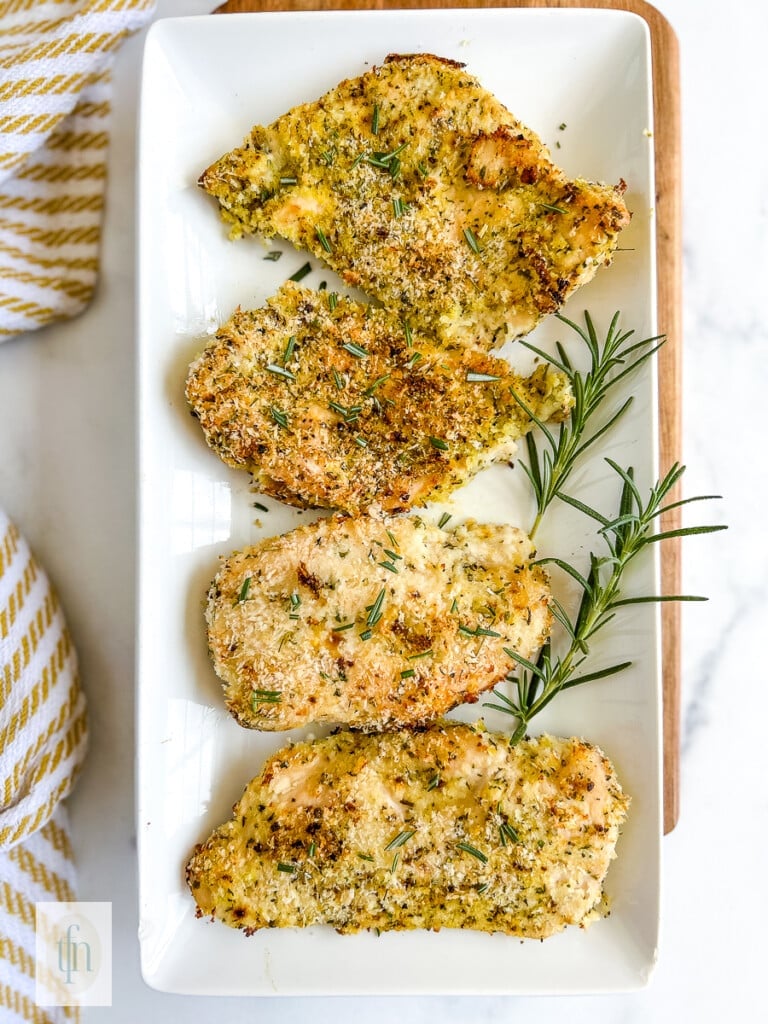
[199,54,630,348]
[186,282,573,514]
[206,515,550,731]
[186,723,630,937]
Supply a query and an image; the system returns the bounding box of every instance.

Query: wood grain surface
[212,0,682,833]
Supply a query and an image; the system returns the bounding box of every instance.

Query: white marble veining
[0,1,764,1019]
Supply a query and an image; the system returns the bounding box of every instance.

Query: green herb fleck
[371,102,380,135]
[499,821,519,846]
[466,371,501,383]
[236,577,251,603]
[438,512,452,529]
[456,842,488,863]
[400,668,416,679]
[270,406,289,429]
[288,261,312,282]
[385,830,415,851]
[252,688,282,706]
[277,862,296,873]
[263,250,283,261]
[463,227,482,254]
[343,341,369,358]
[283,335,296,364]
[266,363,295,381]
[366,587,386,627]
[429,436,449,452]
[316,227,332,253]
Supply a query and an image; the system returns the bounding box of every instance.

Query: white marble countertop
[0,1,763,1020]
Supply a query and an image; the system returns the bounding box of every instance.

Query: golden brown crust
[185,283,573,514]
[186,724,630,938]
[199,54,630,348]
[206,515,551,731]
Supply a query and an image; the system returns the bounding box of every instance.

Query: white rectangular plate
[137,8,659,996]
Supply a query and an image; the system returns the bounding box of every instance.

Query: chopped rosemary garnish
[390,853,399,874]
[290,592,301,609]
[329,400,362,422]
[403,321,413,347]
[499,821,519,846]
[266,362,295,381]
[359,629,373,641]
[279,176,298,186]
[385,530,399,550]
[378,560,399,574]
[539,202,566,214]
[332,368,345,390]
[277,862,296,873]
[463,227,482,254]
[426,774,440,791]
[358,852,374,862]
[450,598,459,614]
[438,512,452,529]
[371,102,380,135]
[308,842,316,858]
[456,842,488,863]
[429,436,449,451]
[332,622,355,633]
[315,226,332,253]
[383,549,401,562]
[283,336,296,363]
[392,197,407,218]
[407,649,433,661]
[328,292,338,312]
[354,436,368,448]
[342,341,369,358]
[253,501,269,512]
[270,406,289,429]
[252,689,282,705]
[366,587,386,627]
[466,371,501,383]
[263,250,283,261]
[288,261,312,282]
[400,668,416,679]
[236,577,251,603]
[320,148,336,166]
[406,351,422,368]
[385,830,415,851]
[364,373,391,396]
[459,623,501,638]
[476,882,490,895]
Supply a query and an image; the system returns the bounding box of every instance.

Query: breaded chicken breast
[199,54,630,348]
[186,723,629,938]
[206,515,550,731]
[186,282,573,514]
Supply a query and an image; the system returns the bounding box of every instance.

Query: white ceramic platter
[137,8,658,995]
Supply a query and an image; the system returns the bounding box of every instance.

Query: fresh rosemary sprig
[512,310,664,539]
[485,460,726,740]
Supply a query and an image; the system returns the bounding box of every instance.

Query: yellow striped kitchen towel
[0,0,155,340]
[0,509,88,1023]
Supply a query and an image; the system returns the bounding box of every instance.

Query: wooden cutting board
[212,0,683,834]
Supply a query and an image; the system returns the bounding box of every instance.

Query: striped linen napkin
[0,0,155,340]
[0,510,88,1022]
